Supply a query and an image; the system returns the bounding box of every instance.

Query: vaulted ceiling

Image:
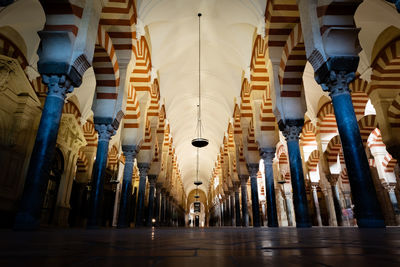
[137,0,266,194]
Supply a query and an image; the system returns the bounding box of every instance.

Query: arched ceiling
[137,0,266,195]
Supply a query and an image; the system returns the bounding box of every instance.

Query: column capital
[246,163,259,178]
[137,162,150,175]
[233,181,241,192]
[239,175,248,185]
[320,70,355,98]
[156,182,163,190]
[260,147,276,164]
[42,74,73,100]
[122,145,138,162]
[148,175,157,186]
[278,119,304,142]
[326,174,340,186]
[311,182,319,191]
[94,123,115,142]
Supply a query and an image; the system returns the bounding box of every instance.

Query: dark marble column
[311,183,323,226]
[87,122,115,228]
[327,174,343,226]
[239,175,249,227]
[135,163,149,227]
[117,145,137,228]
[247,164,260,227]
[280,120,311,228]
[260,147,279,227]
[154,183,162,225]
[230,190,235,226]
[321,71,384,228]
[146,175,157,226]
[234,182,241,227]
[160,188,166,226]
[14,75,74,230]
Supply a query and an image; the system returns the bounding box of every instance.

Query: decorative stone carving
[95,123,116,142]
[260,147,276,164]
[246,163,259,178]
[57,114,87,152]
[279,119,304,142]
[320,70,355,97]
[0,59,18,92]
[42,74,73,100]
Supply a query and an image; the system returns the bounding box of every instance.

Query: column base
[55,206,70,227]
[357,218,385,228]
[296,222,312,228]
[14,212,40,231]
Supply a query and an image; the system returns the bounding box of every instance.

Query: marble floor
[0,227,399,266]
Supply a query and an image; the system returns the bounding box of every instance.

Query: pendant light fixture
[192,13,209,148]
[194,147,203,187]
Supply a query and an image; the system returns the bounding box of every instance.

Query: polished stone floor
[0,227,400,266]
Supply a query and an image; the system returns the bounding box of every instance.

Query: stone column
[155,183,162,225]
[311,183,323,226]
[87,122,115,228]
[284,191,294,226]
[234,182,241,227]
[322,186,337,226]
[239,175,249,226]
[327,174,343,226]
[160,189,166,225]
[386,184,400,225]
[146,175,157,226]
[321,71,384,228]
[117,145,137,228]
[280,120,311,228]
[260,147,279,227]
[230,190,235,226]
[247,164,261,227]
[135,163,149,227]
[14,75,74,230]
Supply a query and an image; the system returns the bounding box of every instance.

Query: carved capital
[260,147,276,164]
[95,123,115,142]
[311,182,319,191]
[42,74,73,100]
[122,145,138,163]
[233,181,241,192]
[239,175,249,185]
[320,70,354,97]
[156,182,163,190]
[247,163,259,178]
[137,163,150,177]
[0,58,18,92]
[279,119,304,142]
[326,174,339,186]
[148,175,157,186]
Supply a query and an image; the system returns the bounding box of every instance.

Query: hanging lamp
[192,13,209,148]
[194,147,203,187]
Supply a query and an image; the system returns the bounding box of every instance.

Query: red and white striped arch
[0,33,28,70]
[83,120,98,147]
[358,115,377,147]
[278,23,306,97]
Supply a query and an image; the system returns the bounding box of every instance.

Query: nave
[1,0,400,253]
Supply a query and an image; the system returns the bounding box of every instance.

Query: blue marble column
[247,164,261,227]
[154,183,162,225]
[117,145,137,228]
[260,147,279,227]
[146,175,157,226]
[234,182,241,227]
[135,163,149,227]
[87,122,115,228]
[14,75,73,230]
[280,119,311,228]
[239,175,249,227]
[322,71,384,228]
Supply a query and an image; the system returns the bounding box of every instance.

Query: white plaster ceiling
[138,0,266,195]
